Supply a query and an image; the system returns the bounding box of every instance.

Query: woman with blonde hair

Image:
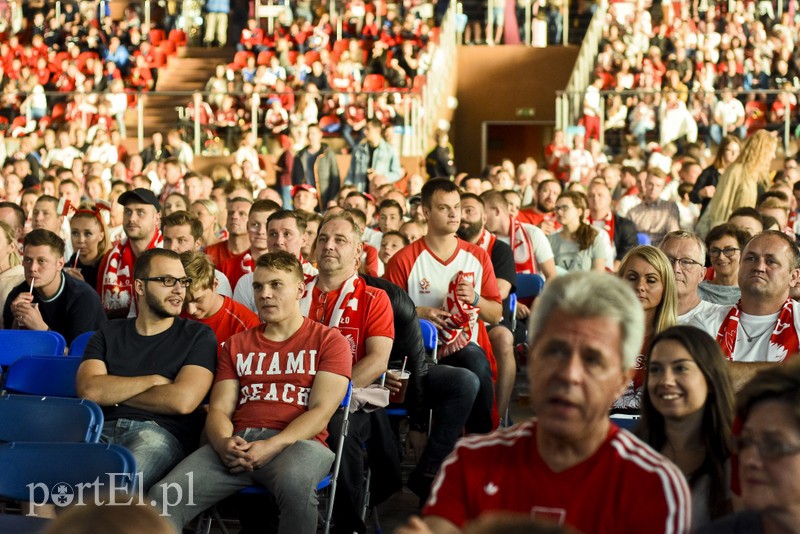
[696,130,778,237]
[65,207,112,288]
[190,199,224,248]
[0,221,24,314]
[615,245,678,410]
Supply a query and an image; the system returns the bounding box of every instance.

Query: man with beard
[97,189,163,318]
[457,193,517,424]
[517,179,562,235]
[77,249,218,492]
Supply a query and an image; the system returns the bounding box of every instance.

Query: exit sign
[516,107,536,117]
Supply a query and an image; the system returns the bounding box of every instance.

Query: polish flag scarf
[98,229,163,315]
[300,273,366,360]
[476,229,496,254]
[587,211,615,243]
[716,299,799,361]
[509,216,537,274]
[439,271,480,359]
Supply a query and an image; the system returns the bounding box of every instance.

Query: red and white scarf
[587,211,615,243]
[476,229,496,254]
[509,216,537,274]
[716,299,799,361]
[99,230,163,315]
[439,271,480,359]
[300,273,366,361]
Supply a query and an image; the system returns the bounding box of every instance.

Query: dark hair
[267,209,308,232]
[23,229,65,257]
[747,230,800,269]
[163,192,190,213]
[382,230,409,247]
[460,192,485,207]
[343,208,367,228]
[705,224,751,249]
[537,179,562,196]
[480,189,507,210]
[35,194,59,209]
[0,201,27,229]
[378,199,404,217]
[250,199,281,215]
[133,248,181,280]
[421,178,459,209]
[637,325,734,520]
[728,207,762,223]
[162,210,203,240]
[556,191,598,251]
[757,190,789,207]
[223,179,254,196]
[737,358,800,440]
[255,249,303,281]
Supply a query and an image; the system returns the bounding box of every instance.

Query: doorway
[482,121,554,169]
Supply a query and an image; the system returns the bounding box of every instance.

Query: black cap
[119,188,160,211]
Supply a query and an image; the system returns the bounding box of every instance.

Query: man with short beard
[77,248,217,492]
[516,179,562,235]
[97,188,163,318]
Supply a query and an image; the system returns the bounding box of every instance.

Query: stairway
[123,47,234,138]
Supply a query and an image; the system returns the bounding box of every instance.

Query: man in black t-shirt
[457,193,517,425]
[76,249,217,492]
[4,229,106,344]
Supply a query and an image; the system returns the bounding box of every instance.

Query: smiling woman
[698,223,751,306]
[637,325,735,529]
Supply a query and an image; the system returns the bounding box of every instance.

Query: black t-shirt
[82,318,217,450]
[489,239,516,329]
[67,252,101,289]
[3,271,107,345]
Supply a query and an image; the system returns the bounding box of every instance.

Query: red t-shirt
[183,296,261,347]
[307,283,394,364]
[206,241,253,289]
[424,421,690,533]
[216,318,352,444]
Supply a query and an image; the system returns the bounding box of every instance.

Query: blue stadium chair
[419,318,438,363]
[515,273,545,299]
[509,293,518,332]
[637,233,651,245]
[3,355,82,397]
[0,330,67,367]
[0,442,136,502]
[0,394,104,443]
[610,413,640,431]
[68,331,96,357]
[196,383,353,534]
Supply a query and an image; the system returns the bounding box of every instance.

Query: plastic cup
[387,369,410,403]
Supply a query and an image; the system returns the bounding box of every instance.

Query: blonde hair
[179,250,216,299]
[618,245,678,336]
[0,221,21,268]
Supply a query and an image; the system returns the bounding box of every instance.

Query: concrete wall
[453,45,579,175]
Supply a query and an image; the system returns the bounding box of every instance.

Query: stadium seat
[362,74,387,92]
[149,28,166,45]
[637,233,651,245]
[233,51,254,69]
[318,114,342,136]
[515,273,545,300]
[0,330,67,367]
[610,413,640,431]
[69,331,95,356]
[0,442,136,502]
[0,394,103,443]
[257,50,274,66]
[169,29,187,46]
[509,293,518,331]
[3,355,82,397]
[159,39,177,56]
[304,50,321,65]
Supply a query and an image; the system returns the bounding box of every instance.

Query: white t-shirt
[496,222,554,270]
[678,299,725,335]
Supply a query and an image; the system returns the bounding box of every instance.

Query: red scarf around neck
[509,216,537,274]
[99,229,163,315]
[476,229,497,254]
[300,273,366,361]
[588,211,615,243]
[716,299,799,361]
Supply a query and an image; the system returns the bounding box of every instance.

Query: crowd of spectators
[584,0,800,155]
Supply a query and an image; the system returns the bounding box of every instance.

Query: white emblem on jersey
[483,482,498,496]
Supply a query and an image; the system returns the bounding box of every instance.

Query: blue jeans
[101,419,186,493]
[439,342,494,434]
[149,428,334,533]
[710,124,746,145]
[418,364,479,475]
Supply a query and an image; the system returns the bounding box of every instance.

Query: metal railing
[554,0,607,130]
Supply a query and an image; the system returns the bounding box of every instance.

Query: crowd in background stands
[582,0,800,154]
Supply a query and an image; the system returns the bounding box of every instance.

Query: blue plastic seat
[68,331,96,357]
[4,355,81,397]
[610,413,640,431]
[515,273,545,299]
[509,293,518,331]
[0,330,67,367]
[637,233,652,245]
[0,394,104,443]
[419,318,438,364]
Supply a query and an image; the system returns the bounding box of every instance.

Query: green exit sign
[516,107,536,117]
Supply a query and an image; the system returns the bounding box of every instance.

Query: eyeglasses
[709,247,741,258]
[665,256,703,270]
[140,276,192,288]
[732,435,800,460]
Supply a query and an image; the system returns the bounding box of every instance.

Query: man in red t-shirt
[397,272,690,534]
[150,251,352,532]
[303,211,395,534]
[180,251,260,346]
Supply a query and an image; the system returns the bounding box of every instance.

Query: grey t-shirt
[697,280,740,306]
[548,229,609,273]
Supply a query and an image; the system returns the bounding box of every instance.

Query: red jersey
[206,241,253,289]
[305,277,394,364]
[183,296,261,347]
[425,421,691,533]
[216,318,352,444]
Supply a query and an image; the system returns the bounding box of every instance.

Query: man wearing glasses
[658,231,720,326]
[77,248,218,492]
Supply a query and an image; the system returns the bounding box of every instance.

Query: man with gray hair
[403,272,690,534]
[659,230,719,326]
